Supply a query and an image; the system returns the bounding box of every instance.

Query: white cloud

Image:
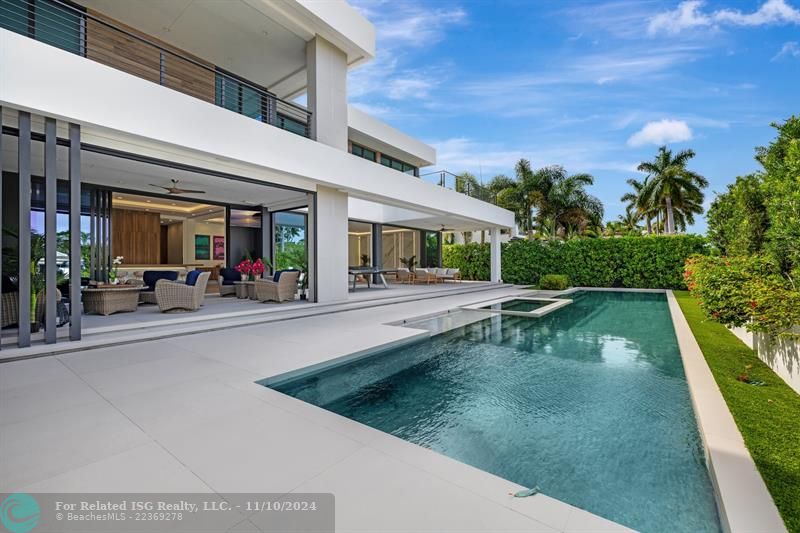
[648,0,800,35]
[772,41,800,60]
[350,0,466,48]
[386,78,435,100]
[627,120,693,146]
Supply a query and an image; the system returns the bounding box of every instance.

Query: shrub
[539,274,569,290]
[684,254,800,337]
[443,235,706,289]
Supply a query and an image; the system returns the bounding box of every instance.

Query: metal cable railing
[420,169,499,205]
[0,0,313,138]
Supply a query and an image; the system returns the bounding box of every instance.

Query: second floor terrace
[0,0,374,140]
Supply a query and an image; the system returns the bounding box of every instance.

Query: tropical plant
[492,161,603,240]
[399,255,417,272]
[621,178,656,234]
[706,174,769,257]
[2,227,66,328]
[636,146,708,234]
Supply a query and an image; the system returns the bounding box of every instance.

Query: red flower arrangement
[235,258,266,281]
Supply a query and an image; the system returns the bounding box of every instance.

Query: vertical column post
[418,230,427,267]
[306,192,317,302]
[224,207,231,267]
[437,231,443,268]
[69,123,82,340]
[44,118,57,343]
[490,227,502,283]
[261,206,273,274]
[17,111,32,347]
[89,188,96,280]
[371,223,382,284]
[0,106,3,350]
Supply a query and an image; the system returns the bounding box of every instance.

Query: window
[380,155,417,176]
[351,143,376,162]
[0,0,84,55]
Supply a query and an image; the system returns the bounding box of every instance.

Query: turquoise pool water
[479,298,549,312]
[269,291,721,532]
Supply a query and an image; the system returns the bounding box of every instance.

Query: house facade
[0,0,513,348]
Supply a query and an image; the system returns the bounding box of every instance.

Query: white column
[311,186,349,302]
[490,227,501,283]
[305,36,348,150]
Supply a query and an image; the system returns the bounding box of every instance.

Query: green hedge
[443,235,707,289]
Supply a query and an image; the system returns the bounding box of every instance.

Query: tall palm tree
[637,146,708,234]
[540,169,604,239]
[621,177,655,234]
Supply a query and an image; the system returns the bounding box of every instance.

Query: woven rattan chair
[254,270,300,303]
[2,289,62,326]
[412,268,437,284]
[155,272,210,312]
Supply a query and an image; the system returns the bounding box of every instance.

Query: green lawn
[674,291,800,532]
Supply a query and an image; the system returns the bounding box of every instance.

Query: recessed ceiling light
[146,200,151,203]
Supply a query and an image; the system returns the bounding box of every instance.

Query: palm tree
[621,178,655,234]
[637,146,708,234]
[536,167,604,239]
[618,208,643,235]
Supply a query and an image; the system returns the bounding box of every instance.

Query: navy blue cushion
[219,268,239,285]
[142,270,178,291]
[272,269,299,282]
[185,270,201,286]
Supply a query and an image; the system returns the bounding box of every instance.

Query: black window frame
[350,142,377,162]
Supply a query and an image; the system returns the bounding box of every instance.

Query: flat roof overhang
[0,34,513,230]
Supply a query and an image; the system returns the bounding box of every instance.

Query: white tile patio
[0,286,634,532]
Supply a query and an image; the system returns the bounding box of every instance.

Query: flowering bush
[684,254,800,337]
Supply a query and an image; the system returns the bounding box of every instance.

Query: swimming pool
[267,291,721,532]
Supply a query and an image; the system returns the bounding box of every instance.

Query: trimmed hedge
[443,235,707,289]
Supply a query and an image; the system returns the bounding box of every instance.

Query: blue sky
[347,0,800,233]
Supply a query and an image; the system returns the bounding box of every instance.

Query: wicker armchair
[217,268,239,297]
[2,289,61,328]
[155,272,210,312]
[254,270,300,303]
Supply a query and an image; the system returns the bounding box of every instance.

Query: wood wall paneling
[111,208,161,264]
[86,9,216,103]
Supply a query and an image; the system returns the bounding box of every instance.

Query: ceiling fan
[149,179,206,195]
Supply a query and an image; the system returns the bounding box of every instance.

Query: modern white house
[0,0,514,348]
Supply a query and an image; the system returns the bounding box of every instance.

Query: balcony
[0,0,312,138]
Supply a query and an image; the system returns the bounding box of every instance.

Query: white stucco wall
[729,325,800,394]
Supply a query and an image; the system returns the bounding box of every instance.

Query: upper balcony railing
[0,0,313,138]
[420,170,499,205]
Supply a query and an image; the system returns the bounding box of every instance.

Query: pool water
[479,298,549,312]
[270,291,721,532]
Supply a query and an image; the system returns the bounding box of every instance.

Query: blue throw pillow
[185,270,201,286]
[142,270,178,291]
[219,268,239,285]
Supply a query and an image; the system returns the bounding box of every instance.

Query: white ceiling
[79,0,309,93]
[1,136,308,210]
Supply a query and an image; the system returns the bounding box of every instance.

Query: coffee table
[83,286,145,315]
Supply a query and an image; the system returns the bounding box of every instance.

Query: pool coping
[459,296,572,317]
[664,290,786,533]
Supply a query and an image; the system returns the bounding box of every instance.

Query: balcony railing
[0,0,313,138]
[421,170,499,205]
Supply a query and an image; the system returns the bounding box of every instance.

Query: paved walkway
[0,287,632,532]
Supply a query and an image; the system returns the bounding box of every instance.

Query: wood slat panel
[86,9,216,103]
[111,208,161,265]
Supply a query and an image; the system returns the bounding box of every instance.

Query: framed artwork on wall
[195,234,210,260]
[213,235,225,260]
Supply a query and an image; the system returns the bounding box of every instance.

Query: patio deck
[0,281,506,359]
[0,285,631,532]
